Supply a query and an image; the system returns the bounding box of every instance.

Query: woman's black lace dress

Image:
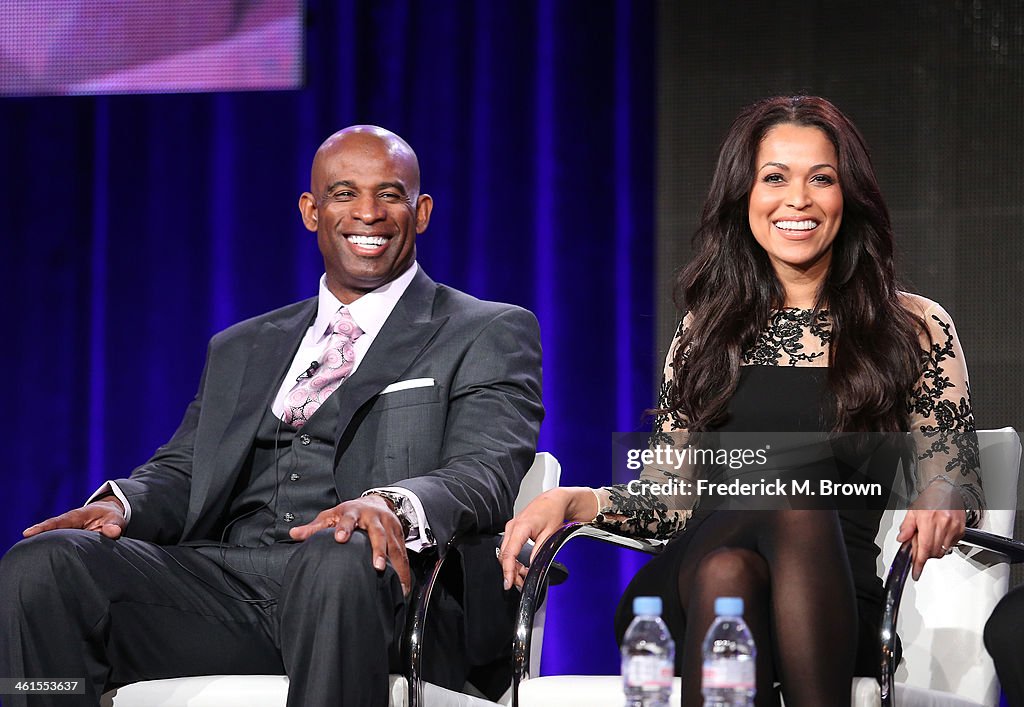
[595,295,981,679]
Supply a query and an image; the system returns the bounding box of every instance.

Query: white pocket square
[380,378,435,395]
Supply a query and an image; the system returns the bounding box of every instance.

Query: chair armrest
[404,547,447,707]
[407,534,555,706]
[878,528,1024,707]
[511,522,665,707]
[570,524,669,554]
[879,541,912,707]
[962,527,1024,563]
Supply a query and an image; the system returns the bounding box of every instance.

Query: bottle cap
[714,596,744,617]
[632,596,663,616]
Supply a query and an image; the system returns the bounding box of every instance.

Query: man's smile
[344,234,391,254]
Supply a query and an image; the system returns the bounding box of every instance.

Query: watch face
[372,491,411,536]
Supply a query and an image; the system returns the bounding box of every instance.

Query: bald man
[0,127,544,707]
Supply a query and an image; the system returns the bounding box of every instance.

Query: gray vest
[199,392,344,588]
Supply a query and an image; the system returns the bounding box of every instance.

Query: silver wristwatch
[366,490,412,537]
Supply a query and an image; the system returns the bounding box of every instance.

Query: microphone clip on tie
[297,360,320,381]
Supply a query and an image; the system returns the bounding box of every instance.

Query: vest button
[283,512,295,522]
[290,473,300,481]
[299,434,312,446]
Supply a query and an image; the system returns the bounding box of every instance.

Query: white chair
[100,452,562,707]
[511,430,1022,707]
[860,427,1023,707]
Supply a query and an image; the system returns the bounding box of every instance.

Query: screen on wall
[1,0,303,96]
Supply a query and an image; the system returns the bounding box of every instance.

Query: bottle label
[624,655,674,688]
[702,656,755,689]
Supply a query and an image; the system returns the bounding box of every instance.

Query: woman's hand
[897,480,967,581]
[498,487,598,590]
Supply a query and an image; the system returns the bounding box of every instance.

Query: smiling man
[301,127,429,302]
[0,126,544,707]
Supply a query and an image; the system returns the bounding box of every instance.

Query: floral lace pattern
[594,296,983,539]
[743,309,831,366]
[909,314,982,513]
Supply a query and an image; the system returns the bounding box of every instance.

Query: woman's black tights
[676,510,856,707]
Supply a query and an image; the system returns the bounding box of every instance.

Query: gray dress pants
[0,528,406,707]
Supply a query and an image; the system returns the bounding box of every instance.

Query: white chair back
[486,452,562,704]
[516,452,561,516]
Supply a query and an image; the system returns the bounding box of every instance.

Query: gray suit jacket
[113,267,544,553]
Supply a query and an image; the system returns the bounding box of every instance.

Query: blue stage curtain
[0,0,654,676]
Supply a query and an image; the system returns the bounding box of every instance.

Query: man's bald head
[298,125,432,304]
[310,125,421,201]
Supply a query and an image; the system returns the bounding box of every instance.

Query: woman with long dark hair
[500,95,981,706]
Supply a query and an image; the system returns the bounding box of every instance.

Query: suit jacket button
[299,434,312,446]
[290,473,300,481]
[283,512,295,522]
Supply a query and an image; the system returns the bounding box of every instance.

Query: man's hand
[23,496,127,539]
[897,480,967,581]
[289,496,411,595]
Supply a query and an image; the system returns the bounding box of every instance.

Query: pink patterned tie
[282,307,364,428]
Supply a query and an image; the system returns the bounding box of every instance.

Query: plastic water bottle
[621,595,675,707]
[701,596,756,706]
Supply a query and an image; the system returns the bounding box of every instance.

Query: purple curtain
[0,0,655,675]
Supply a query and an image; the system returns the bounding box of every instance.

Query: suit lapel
[185,270,444,537]
[333,268,446,447]
[186,299,317,536]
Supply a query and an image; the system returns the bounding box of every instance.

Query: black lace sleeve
[906,299,983,526]
[593,318,696,539]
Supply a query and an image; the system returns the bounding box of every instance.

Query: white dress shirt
[270,262,417,416]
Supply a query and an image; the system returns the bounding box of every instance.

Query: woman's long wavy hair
[669,96,925,433]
